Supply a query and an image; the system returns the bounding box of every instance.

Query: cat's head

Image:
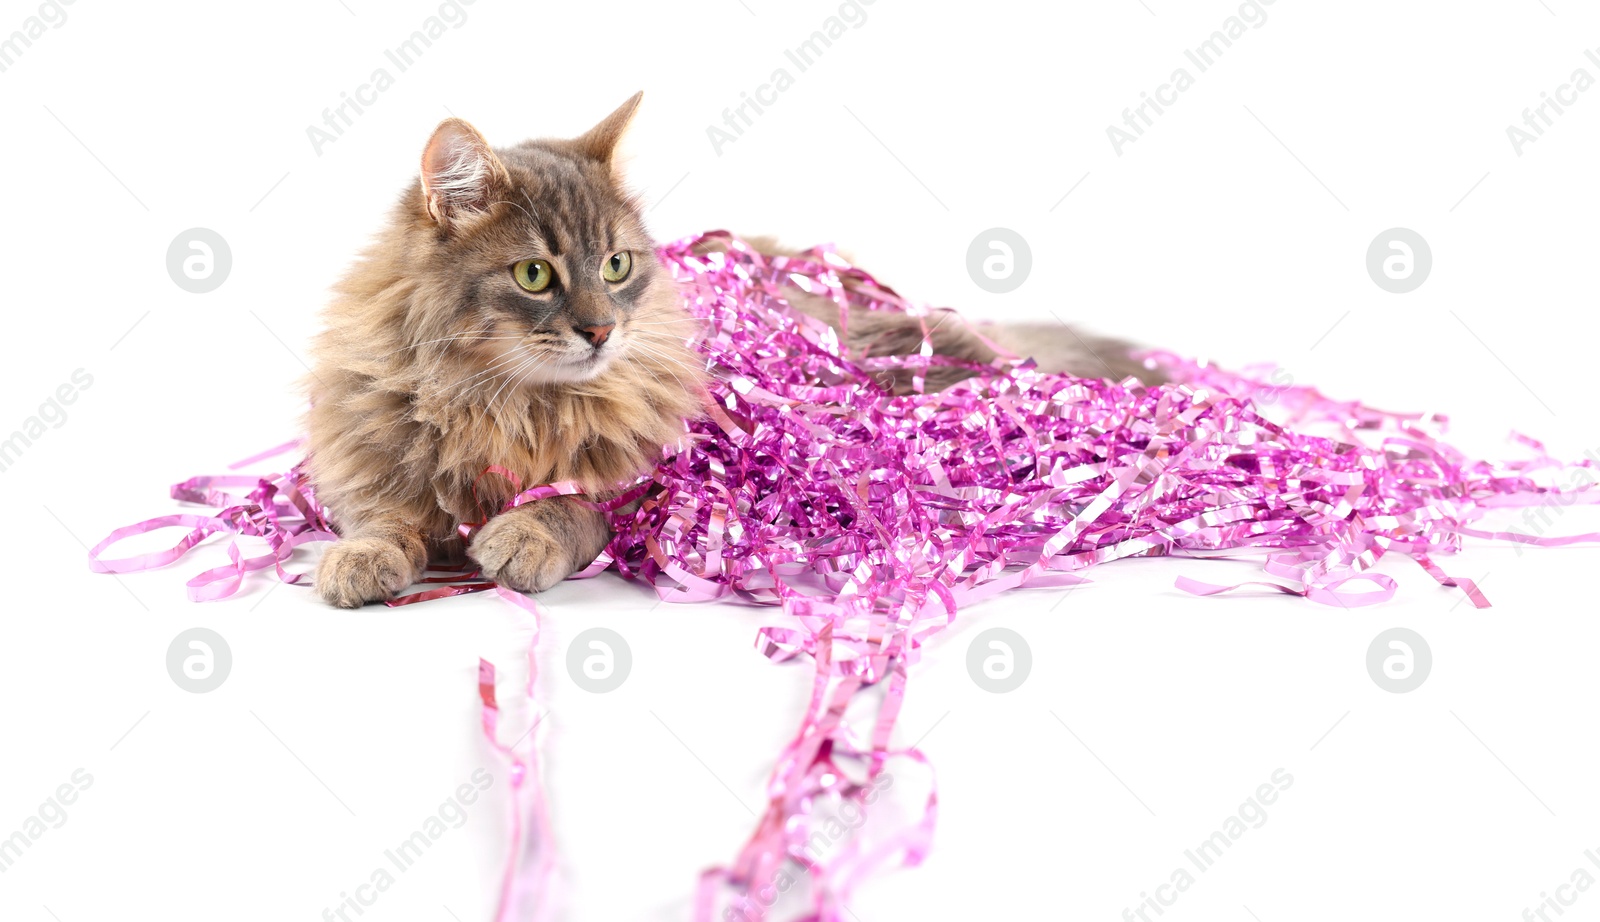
[392,92,677,386]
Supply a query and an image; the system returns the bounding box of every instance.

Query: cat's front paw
[316,537,420,608]
[468,510,573,593]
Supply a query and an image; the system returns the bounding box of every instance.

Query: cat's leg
[726,237,1164,388]
[983,323,1166,385]
[306,377,451,607]
[468,496,611,593]
[803,299,1164,390]
[316,517,428,608]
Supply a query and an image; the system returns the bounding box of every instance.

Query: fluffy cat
[306,93,1153,607]
[306,94,704,607]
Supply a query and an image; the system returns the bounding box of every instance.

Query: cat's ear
[419,118,509,228]
[574,91,643,164]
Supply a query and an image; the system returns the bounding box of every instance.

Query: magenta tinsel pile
[90,230,1599,922]
[615,231,1595,615]
[624,231,1597,918]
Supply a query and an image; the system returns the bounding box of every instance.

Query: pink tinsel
[89,230,1600,921]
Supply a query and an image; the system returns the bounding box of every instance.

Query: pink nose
[580,323,615,347]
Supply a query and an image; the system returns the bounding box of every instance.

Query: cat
[307,93,1155,607]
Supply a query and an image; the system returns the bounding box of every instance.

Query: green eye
[512,258,554,292]
[602,251,632,283]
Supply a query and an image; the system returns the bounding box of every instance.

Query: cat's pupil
[609,255,621,270]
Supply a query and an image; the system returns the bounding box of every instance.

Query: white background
[3,1,1600,920]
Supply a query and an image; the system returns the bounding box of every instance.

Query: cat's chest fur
[407,361,695,523]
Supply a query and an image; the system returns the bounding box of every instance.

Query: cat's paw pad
[468,513,571,593]
[316,537,418,608]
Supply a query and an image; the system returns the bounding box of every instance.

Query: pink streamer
[478,590,558,922]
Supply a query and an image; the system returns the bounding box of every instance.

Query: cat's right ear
[419,118,509,229]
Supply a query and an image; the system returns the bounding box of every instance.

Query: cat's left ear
[420,118,510,228]
[574,91,643,164]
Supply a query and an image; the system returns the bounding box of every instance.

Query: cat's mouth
[553,346,616,381]
[500,342,617,387]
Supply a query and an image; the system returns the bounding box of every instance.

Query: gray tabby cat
[306,93,1155,607]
